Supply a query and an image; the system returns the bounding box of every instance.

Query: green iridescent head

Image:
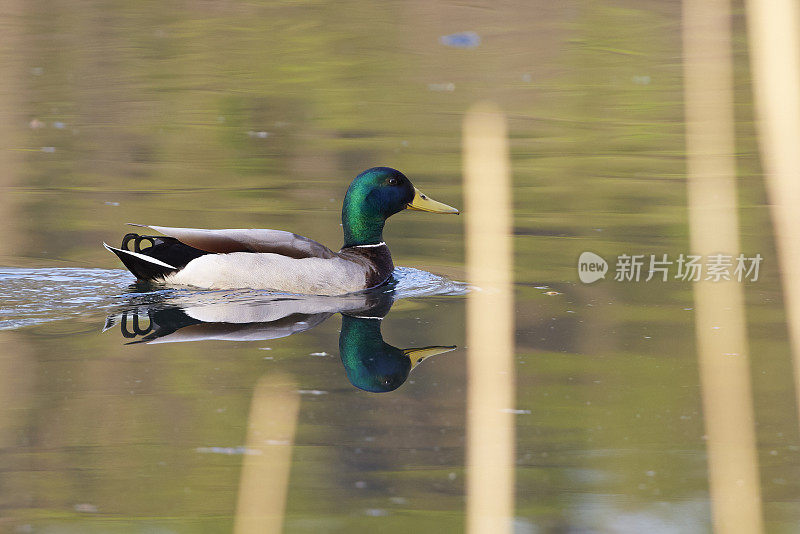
[341,167,459,247]
[339,314,456,393]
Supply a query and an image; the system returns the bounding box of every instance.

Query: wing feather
[131,225,337,259]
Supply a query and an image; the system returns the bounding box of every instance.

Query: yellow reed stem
[233,374,300,534]
[683,0,764,531]
[464,102,516,534]
[745,0,800,430]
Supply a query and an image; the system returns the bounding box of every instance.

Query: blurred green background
[0,0,798,532]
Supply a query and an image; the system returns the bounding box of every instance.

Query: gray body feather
[127,225,392,295]
[140,225,337,259]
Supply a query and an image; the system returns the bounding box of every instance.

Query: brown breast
[337,244,394,288]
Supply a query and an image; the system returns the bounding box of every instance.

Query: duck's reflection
[105,289,455,393]
[338,313,454,392]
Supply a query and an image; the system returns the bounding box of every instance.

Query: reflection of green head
[339,314,456,393]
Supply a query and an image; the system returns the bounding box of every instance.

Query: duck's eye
[387,177,399,186]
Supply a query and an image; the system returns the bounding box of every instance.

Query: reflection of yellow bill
[403,345,457,369]
[407,187,459,214]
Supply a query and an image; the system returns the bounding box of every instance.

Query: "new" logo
[578,252,608,284]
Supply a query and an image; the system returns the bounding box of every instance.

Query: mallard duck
[104,167,459,295]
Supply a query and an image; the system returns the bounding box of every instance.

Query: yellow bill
[403,345,457,370]
[408,187,460,214]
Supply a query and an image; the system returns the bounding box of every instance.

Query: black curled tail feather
[104,243,175,281]
[121,233,210,269]
[104,233,211,281]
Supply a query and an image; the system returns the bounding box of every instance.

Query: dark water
[1,1,799,532]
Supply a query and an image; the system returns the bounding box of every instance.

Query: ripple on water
[0,266,466,331]
[0,267,135,330]
[391,266,468,298]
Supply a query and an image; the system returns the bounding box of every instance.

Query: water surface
[1,1,799,532]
